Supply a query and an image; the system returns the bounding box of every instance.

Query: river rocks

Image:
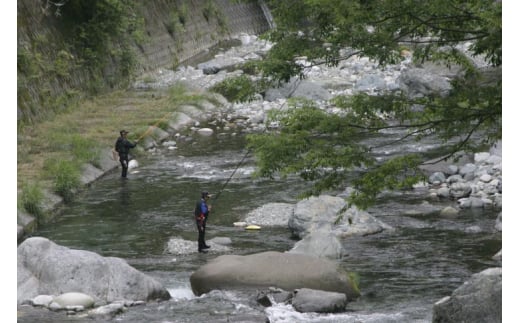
[243,202,294,226]
[289,195,346,239]
[448,182,472,199]
[197,127,214,136]
[165,236,231,254]
[439,206,459,217]
[397,61,459,98]
[189,251,360,300]
[17,237,171,305]
[495,212,502,231]
[291,288,347,313]
[17,211,36,240]
[432,267,502,323]
[334,204,393,237]
[128,159,139,170]
[52,292,95,309]
[289,195,392,240]
[257,287,348,314]
[31,294,54,307]
[428,171,446,185]
[288,228,344,259]
[424,144,502,213]
[265,78,332,101]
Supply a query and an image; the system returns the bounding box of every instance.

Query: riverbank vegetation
[16,0,248,222]
[17,83,212,217]
[247,0,502,209]
[18,0,146,125]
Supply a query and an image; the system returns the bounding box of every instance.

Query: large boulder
[288,195,392,240]
[432,267,501,323]
[17,237,171,305]
[333,204,393,237]
[189,251,360,300]
[289,195,346,239]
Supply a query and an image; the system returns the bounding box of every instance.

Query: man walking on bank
[194,191,212,253]
[115,130,137,178]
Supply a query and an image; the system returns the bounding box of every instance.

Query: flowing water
[21,128,501,323]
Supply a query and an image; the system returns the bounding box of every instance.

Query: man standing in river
[194,191,212,253]
[115,130,137,178]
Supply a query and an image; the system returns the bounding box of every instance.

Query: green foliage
[20,182,44,219]
[202,0,229,34]
[43,159,81,203]
[210,75,259,103]
[70,135,101,167]
[166,8,186,35]
[202,0,219,22]
[248,0,501,208]
[347,272,361,295]
[18,0,146,124]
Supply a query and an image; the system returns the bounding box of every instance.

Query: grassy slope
[17,83,211,203]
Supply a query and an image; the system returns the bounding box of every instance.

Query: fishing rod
[135,112,172,142]
[112,112,172,161]
[211,78,303,203]
[212,148,252,202]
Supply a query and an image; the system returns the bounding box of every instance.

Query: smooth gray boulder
[190,251,360,300]
[432,267,501,323]
[291,288,347,313]
[18,237,171,305]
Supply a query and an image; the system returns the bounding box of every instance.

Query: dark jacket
[115,137,136,157]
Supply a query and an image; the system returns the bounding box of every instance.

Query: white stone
[32,295,54,307]
[440,206,459,217]
[128,159,139,169]
[53,292,95,309]
[474,152,490,163]
[197,128,214,136]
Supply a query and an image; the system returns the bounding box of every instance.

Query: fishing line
[136,112,172,142]
[112,112,172,161]
[212,77,303,203]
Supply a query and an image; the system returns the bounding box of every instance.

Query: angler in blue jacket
[194,191,212,253]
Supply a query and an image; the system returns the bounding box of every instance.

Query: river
[21,125,501,322]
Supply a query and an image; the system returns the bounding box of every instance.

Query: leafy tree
[247,0,501,209]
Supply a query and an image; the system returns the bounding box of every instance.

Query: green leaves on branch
[349,155,425,210]
[246,0,501,208]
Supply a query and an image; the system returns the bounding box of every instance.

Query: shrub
[70,134,101,167]
[209,75,258,103]
[20,182,44,219]
[44,159,81,203]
